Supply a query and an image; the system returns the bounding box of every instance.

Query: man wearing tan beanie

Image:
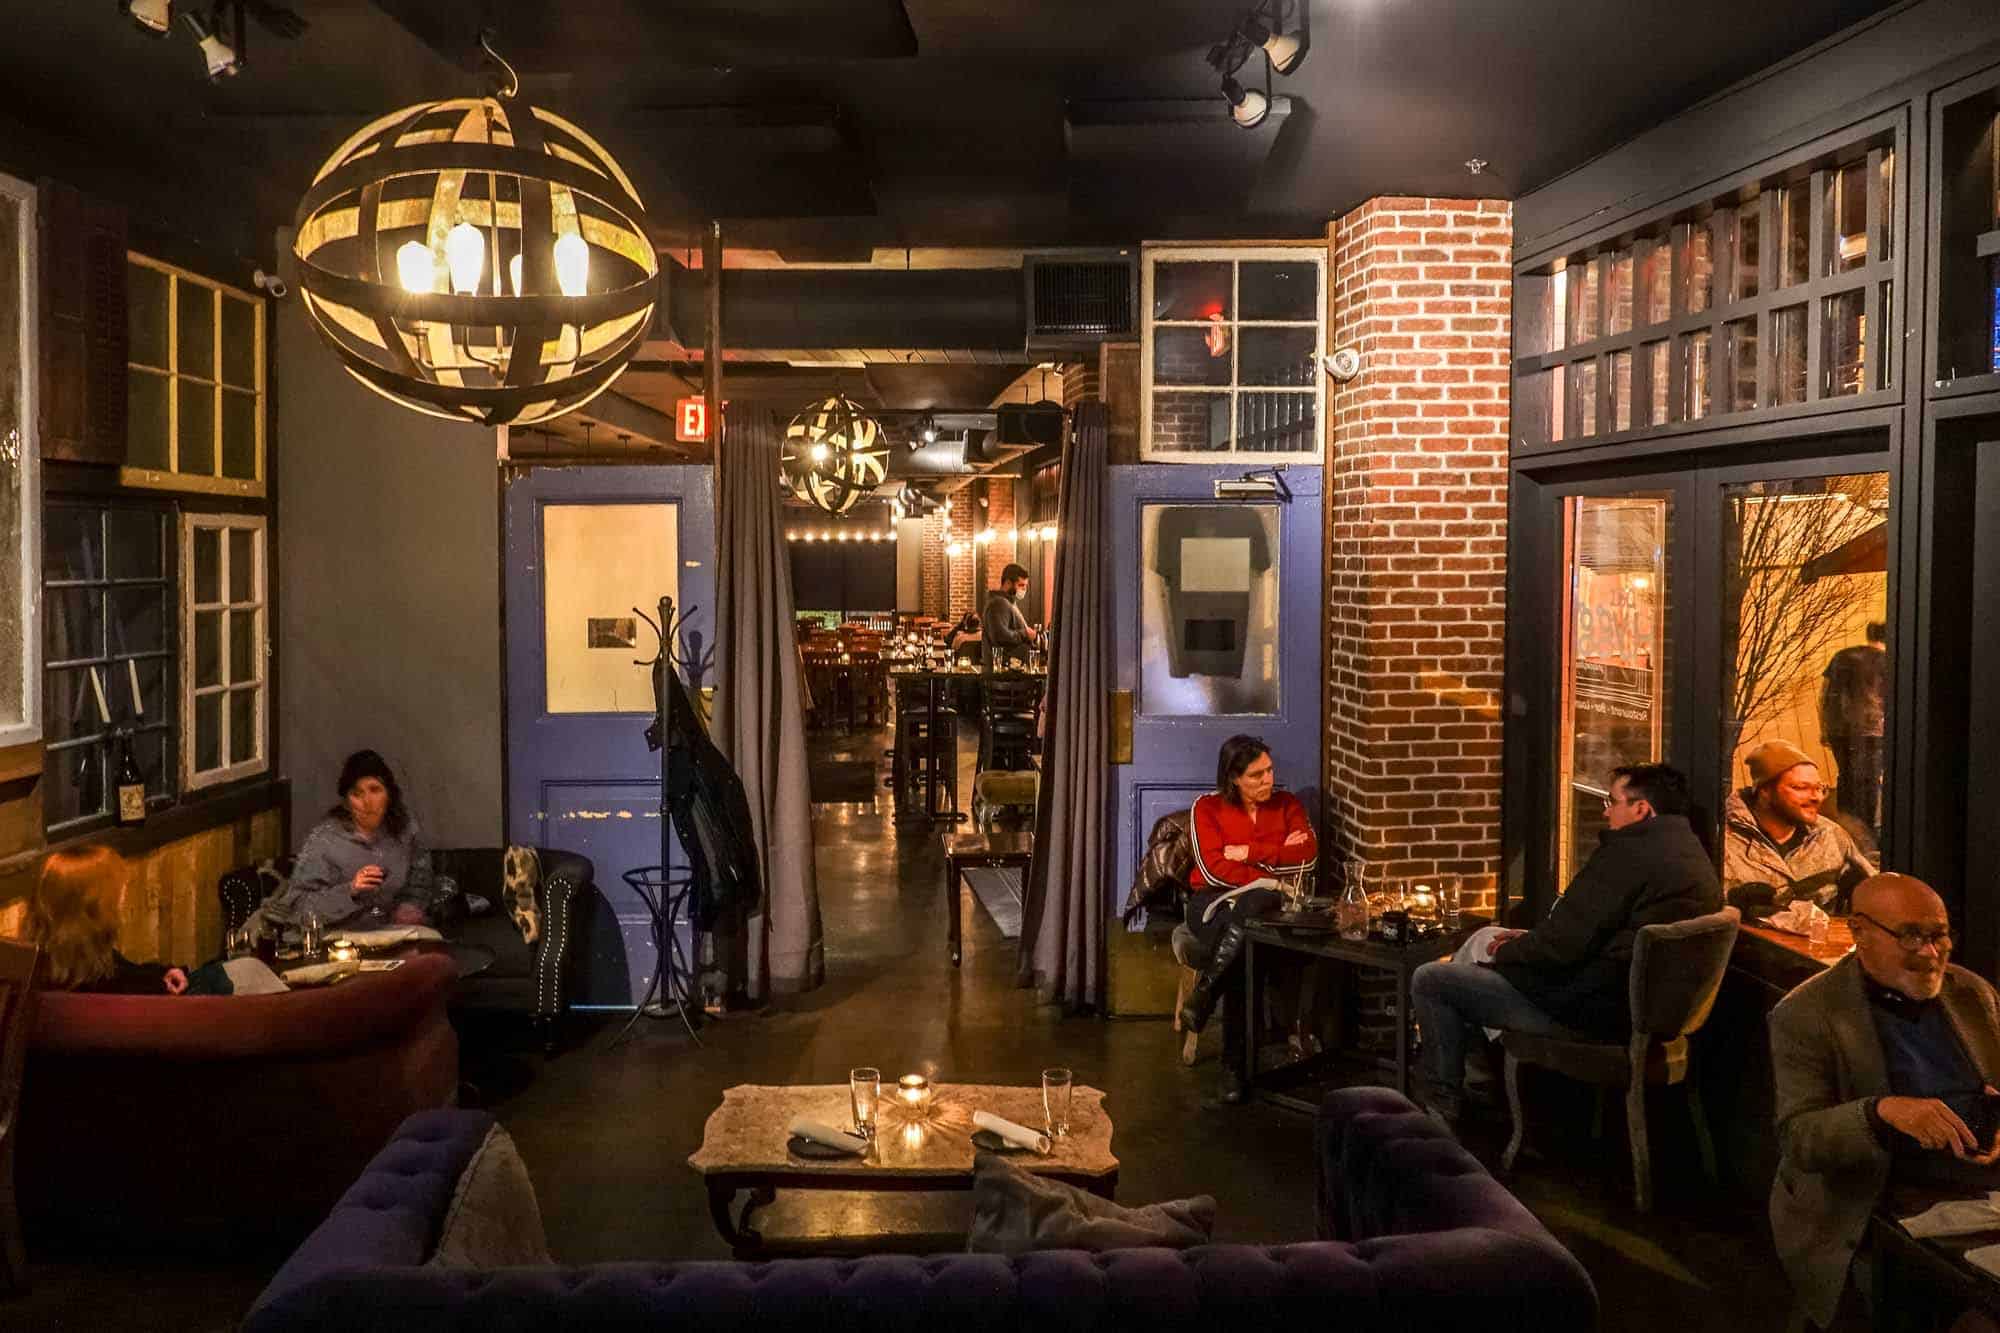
[1723,739,1876,918]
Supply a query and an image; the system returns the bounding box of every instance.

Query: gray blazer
[1769,954,2000,1327]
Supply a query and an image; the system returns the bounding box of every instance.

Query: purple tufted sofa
[245,1088,1596,1332]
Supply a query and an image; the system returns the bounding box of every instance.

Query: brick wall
[918,496,982,622]
[979,479,1019,592]
[1324,196,1513,913]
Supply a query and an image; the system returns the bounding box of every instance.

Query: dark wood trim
[0,774,288,879]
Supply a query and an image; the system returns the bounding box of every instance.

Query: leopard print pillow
[502,846,541,945]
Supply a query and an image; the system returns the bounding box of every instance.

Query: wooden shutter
[38,180,127,465]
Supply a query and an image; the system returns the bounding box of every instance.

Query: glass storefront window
[1557,495,1671,887]
[1721,472,1890,855]
[1140,504,1280,716]
[1733,199,1762,300]
[1774,305,1808,405]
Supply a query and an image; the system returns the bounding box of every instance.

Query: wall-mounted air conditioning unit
[1023,249,1139,353]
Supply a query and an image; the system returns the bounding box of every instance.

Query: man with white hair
[1770,872,2000,1328]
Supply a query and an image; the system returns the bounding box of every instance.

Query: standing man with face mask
[1770,873,2000,1328]
[1723,739,1875,918]
[982,563,1038,670]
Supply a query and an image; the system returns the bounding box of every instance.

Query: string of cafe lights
[785,524,1059,546]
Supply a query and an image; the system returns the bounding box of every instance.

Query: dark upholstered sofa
[220,846,595,1052]
[19,952,459,1256]
[244,1088,1596,1332]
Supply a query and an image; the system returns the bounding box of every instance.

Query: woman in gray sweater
[272,750,436,929]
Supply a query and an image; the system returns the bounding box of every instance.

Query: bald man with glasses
[1770,873,2000,1328]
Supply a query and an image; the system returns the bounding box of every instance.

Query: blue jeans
[1411,960,1577,1109]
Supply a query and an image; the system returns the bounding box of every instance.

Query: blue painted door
[1107,464,1323,914]
[504,465,715,1008]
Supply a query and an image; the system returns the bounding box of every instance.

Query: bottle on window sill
[114,727,147,827]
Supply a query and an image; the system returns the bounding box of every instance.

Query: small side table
[940,831,1032,966]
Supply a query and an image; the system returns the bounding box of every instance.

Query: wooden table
[1240,916,1481,1108]
[688,1081,1117,1256]
[942,830,1032,966]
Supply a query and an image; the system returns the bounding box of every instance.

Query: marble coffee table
[688,1081,1118,1255]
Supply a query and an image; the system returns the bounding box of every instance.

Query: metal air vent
[1024,251,1138,351]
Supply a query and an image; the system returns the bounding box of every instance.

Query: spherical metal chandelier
[291,42,657,427]
[781,394,888,516]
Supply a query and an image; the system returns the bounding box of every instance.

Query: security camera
[1324,348,1362,381]
[253,268,287,299]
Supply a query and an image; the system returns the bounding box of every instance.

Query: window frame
[1140,244,1326,463]
[0,170,38,749]
[178,511,268,790]
[124,253,266,499]
[41,499,178,835]
[1513,111,1907,454]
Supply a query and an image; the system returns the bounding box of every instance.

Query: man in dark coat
[1412,763,1721,1124]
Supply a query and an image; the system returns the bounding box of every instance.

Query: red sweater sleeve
[1266,794,1318,871]
[1190,796,1261,888]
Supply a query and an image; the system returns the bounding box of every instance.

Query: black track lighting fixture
[1239,0,1306,76]
[1207,0,1308,128]
[121,0,174,36]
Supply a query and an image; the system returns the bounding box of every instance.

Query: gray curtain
[1017,401,1110,1009]
[712,411,825,997]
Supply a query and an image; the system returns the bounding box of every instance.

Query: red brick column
[919,497,981,621]
[979,479,1019,592]
[1324,196,1512,912]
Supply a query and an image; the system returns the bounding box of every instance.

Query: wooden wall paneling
[37,180,126,465]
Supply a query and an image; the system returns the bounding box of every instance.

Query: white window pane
[229,610,256,683]
[229,688,257,765]
[194,610,221,688]
[195,691,222,772]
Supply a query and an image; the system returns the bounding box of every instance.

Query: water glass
[301,909,323,961]
[850,1067,882,1140]
[1440,875,1464,932]
[1042,1067,1074,1138]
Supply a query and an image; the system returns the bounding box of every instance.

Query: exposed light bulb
[1007,528,1019,544]
[509,253,524,295]
[887,529,899,541]
[837,530,850,542]
[396,241,436,294]
[942,500,953,514]
[553,232,589,298]
[445,223,485,295]
[810,442,829,463]
[1042,525,1057,542]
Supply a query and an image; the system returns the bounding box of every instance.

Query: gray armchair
[1499,906,1741,1212]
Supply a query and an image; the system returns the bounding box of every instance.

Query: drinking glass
[301,909,323,961]
[1042,1067,1074,1138]
[850,1067,882,1140]
[1440,875,1463,932]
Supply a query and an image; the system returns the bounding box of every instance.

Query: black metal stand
[613,593,705,1046]
[612,865,701,1045]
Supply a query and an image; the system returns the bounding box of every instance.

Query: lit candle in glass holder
[328,939,359,963]
[897,1073,932,1111]
[1410,884,1437,921]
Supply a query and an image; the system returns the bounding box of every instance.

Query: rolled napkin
[786,1116,868,1155]
[221,957,290,995]
[1902,1192,2000,1238]
[973,1110,1052,1155]
[341,925,446,948]
[279,958,361,987]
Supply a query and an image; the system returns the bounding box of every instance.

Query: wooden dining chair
[1499,906,1739,1212]
[0,937,41,1297]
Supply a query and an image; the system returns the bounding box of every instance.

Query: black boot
[1177,922,1249,1034]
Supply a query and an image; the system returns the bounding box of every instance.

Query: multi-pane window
[1518,131,1898,446]
[43,504,176,832]
[125,254,265,496]
[0,172,35,749]
[1142,247,1324,460]
[180,513,267,789]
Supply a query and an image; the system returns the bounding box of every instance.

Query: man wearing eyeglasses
[1770,872,2000,1329]
[1723,739,1876,919]
[1411,763,1719,1129]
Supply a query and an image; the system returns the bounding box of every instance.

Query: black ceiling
[0,0,1900,265]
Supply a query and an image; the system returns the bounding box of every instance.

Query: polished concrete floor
[17,725,1796,1330]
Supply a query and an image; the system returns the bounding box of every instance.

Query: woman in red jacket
[1179,735,1318,1102]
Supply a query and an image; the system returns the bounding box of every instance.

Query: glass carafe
[1336,861,1370,942]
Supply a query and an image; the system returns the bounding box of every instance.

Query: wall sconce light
[179,5,243,80]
